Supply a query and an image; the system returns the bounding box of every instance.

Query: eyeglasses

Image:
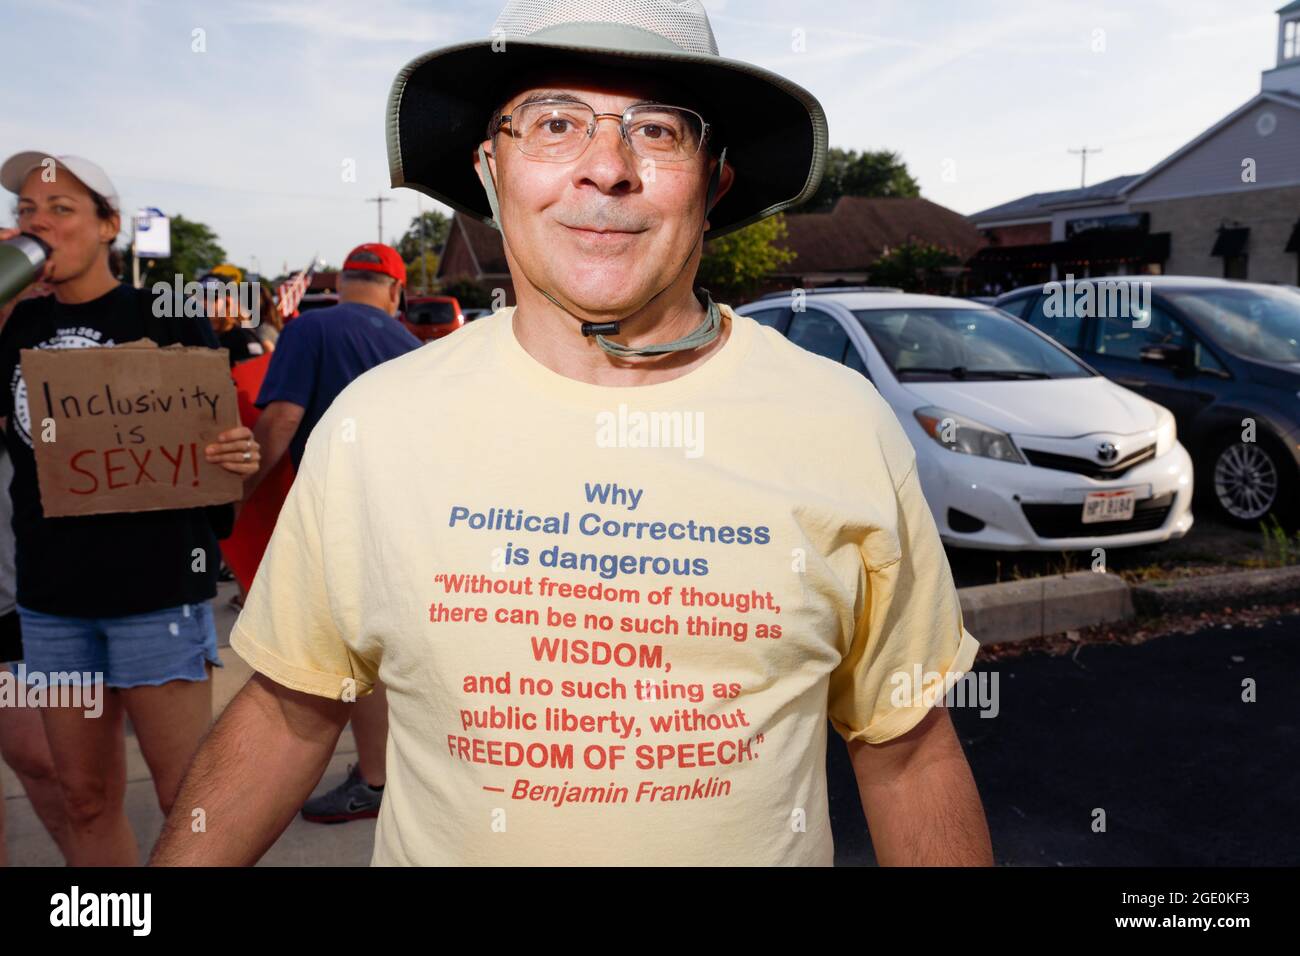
[495,99,710,163]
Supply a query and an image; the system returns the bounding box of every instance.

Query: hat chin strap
[477,143,727,359]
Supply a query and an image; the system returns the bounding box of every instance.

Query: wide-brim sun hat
[386,0,828,240]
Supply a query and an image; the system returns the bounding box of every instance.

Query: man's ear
[473,139,495,187]
[704,157,736,227]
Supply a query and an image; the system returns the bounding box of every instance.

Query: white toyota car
[736,290,1194,551]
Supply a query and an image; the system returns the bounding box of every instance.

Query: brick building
[435,212,515,303]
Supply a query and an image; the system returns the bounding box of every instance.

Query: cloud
[225,0,463,43]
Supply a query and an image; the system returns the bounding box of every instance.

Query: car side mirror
[1139,343,1193,371]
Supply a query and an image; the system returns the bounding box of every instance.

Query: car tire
[1205,432,1297,529]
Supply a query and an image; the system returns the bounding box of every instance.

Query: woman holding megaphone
[0,152,260,865]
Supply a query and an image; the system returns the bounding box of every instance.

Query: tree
[405,251,441,294]
[696,214,797,302]
[397,210,450,262]
[867,241,961,293]
[130,214,226,287]
[806,148,920,212]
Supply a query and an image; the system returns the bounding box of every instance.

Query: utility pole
[366,193,393,245]
[1068,146,1103,188]
[417,194,429,294]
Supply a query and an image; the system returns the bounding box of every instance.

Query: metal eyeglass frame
[493,98,711,163]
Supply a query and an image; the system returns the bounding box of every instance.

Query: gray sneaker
[301,763,383,824]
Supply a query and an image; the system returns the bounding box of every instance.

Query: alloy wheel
[1213,442,1279,521]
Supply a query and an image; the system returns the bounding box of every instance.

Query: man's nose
[573,115,640,193]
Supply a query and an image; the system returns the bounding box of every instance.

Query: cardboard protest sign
[20,339,242,518]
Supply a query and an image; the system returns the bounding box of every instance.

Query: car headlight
[913,406,1025,463]
[1154,408,1177,458]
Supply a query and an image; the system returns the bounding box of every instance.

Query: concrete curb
[959,571,1133,645]
[1129,565,1300,617]
[959,564,1300,645]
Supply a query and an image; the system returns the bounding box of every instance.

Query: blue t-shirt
[256,301,420,468]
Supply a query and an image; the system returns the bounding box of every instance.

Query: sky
[1,0,1287,275]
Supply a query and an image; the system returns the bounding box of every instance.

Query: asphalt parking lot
[827,611,1300,865]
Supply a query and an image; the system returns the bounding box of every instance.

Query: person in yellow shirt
[152,0,992,867]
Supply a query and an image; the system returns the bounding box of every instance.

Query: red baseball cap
[342,243,406,286]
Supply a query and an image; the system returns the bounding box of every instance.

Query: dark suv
[996,276,1300,526]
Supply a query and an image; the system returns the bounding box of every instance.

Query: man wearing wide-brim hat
[154,0,991,867]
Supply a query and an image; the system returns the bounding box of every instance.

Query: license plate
[1082,489,1137,524]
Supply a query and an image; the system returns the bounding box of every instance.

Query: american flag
[276,258,317,320]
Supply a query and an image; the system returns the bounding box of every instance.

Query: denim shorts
[16,601,223,688]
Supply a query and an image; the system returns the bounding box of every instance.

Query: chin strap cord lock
[589,287,721,358]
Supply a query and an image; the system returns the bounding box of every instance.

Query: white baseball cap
[1,152,121,212]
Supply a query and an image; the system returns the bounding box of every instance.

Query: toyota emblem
[1096,441,1119,463]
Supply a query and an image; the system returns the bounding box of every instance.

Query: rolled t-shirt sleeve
[827,459,981,745]
[229,425,379,699]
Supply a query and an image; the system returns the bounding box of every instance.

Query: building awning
[1286,220,1300,254]
[1211,227,1250,258]
[969,232,1170,269]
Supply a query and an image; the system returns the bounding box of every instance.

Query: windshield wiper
[894,366,1053,380]
[962,369,1052,379]
[895,365,969,379]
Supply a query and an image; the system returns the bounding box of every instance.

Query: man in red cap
[242,242,419,823]
[251,243,415,481]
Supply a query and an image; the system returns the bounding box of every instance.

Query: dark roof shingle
[456,214,509,274]
[970,174,1141,223]
[773,196,984,273]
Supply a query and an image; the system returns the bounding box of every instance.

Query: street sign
[132,207,171,259]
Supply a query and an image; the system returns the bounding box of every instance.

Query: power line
[416,194,429,292]
[112,172,413,206]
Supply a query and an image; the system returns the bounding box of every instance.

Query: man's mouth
[559,224,647,249]
[562,224,642,236]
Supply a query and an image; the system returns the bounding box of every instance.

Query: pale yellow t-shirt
[231,303,981,866]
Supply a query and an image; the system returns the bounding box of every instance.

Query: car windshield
[852,307,1092,380]
[1164,287,1300,363]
